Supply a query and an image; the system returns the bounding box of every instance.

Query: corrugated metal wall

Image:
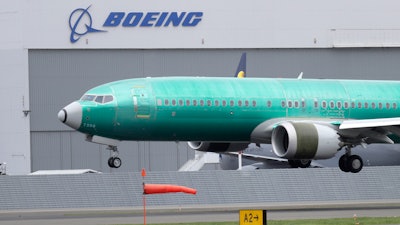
[28,49,400,172]
[1,167,400,210]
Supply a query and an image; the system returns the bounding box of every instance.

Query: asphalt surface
[1,202,400,225]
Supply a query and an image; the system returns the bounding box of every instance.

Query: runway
[1,203,400,225]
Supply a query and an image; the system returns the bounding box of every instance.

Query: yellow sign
[239,209,266,225]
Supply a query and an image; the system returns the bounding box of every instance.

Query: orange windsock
[143,184,197,195]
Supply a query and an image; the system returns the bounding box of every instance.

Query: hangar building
[2,0,400,174]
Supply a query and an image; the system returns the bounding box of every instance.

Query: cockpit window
[81,94,114,104]
[81,95,96,101]
[95,96,104,103]
[104,95,114,103]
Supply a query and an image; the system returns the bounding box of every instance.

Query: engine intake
[271,122,340,159]
[187,142,248,153]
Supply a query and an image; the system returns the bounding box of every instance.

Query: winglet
[235,53,246,78]
[297,72,303,80]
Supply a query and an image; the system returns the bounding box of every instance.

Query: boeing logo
[69,5,106,43]
[69,6,203,43]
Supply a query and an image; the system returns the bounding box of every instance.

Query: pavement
[0,200,400,225]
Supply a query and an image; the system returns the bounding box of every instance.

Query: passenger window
[253,100,257,107]
[186,100,190,106]
[379,102,383,109]
[172,99,176,106]
[314,100,318,108]
[394,103,397,109]
[165,99,169,106]
[215,100,219,106]
[222,100,227,107]
[245,100,249,107]
[287,101,292,108]
[322,101,327,109]
[371,102,376,109]
[193,100,198,106]
[344,102,349,109]
[230,100,234,107]
[267,100,271,108]
[294,101,299,108]
[301,100,305,108]
[358,102,362,109]
[329,101,335,109]
[364,102,368,109]
[337,102,342,109]
[386,103,390,109]
[207,100,212,106]
[179,100,183,106]
[200,100,204,106]
[238,100,242,107]
[157,99,162,106]
[351,102,355,109]
[281,101,286,108]
[95,96,104,104]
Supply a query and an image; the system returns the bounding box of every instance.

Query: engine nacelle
[271,122,340,159]
[187,142,249,153]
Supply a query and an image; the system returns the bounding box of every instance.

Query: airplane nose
[58,102,82,130]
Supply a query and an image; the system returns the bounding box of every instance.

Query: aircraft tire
[108,157,114,168]
[108,157,122,168]
[288,159,311,168]
[288,160,299,168]
[298,159,311,168]
[348,155,363,173]
[339,155,350,173]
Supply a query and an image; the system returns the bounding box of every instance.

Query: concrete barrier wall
[0,167,399,210]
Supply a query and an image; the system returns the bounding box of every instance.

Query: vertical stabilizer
[235,53,246,78]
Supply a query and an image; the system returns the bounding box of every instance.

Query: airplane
[58,53,400,173]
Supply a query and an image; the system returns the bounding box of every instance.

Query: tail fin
[234,53,246,78]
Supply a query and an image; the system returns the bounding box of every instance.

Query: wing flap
[339,117,400,129]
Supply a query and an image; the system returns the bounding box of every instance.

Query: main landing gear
[107,146,122,168]
[288,159,312,168]
[338,146,363,173]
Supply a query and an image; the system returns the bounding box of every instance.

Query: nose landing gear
[338,147,363,173]
[107,146,122,168]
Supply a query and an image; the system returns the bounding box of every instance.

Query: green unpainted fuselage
[77,77,400,142]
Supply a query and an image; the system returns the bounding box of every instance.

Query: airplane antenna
[297,72,304,80]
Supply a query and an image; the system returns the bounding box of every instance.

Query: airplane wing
[338,117,400,145]
[340,117,400,130]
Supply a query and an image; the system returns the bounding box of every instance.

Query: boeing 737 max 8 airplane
[58,55,400,173]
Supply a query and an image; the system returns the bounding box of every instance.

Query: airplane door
[132,87,151,119]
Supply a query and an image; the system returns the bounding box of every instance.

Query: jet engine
[187,142,249,153]
[271,122,340,159]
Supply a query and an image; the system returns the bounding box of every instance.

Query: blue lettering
[123,12,143,27]
[164,12,186,27]
[103,12,125,26]
[155,12,168,27]
[182,12,203,26]
[141,12,159,27]
[103,11,203,28]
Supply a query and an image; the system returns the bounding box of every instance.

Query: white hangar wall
[2,0,400,174]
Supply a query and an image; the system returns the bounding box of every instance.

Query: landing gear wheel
[288,159,311,168]
[338,154,363,173]
[107,145,121,168]
[108,157,122,168]
[339,155,350,173]
[348,155,363,173]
